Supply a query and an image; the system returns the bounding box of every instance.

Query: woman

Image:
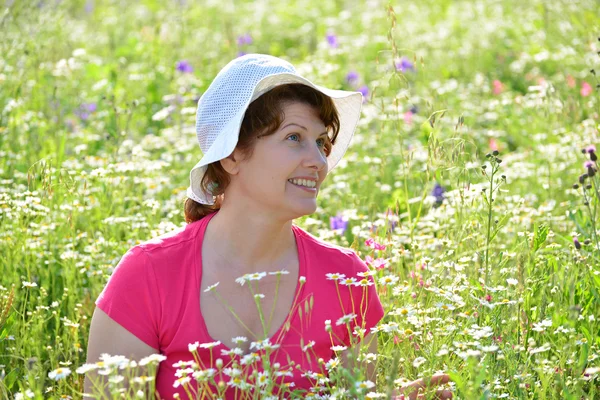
[85,54,452,399]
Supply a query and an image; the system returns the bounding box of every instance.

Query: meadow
[1,0,600,398]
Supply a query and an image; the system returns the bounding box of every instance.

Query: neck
[205,204,296,274]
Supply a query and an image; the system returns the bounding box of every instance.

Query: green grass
[1,0,600,398]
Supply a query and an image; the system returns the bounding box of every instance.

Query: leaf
[533,224,549,252]
[578,342,589,374]
[4,368,18,391]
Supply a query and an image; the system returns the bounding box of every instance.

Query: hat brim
[188,72,363,204]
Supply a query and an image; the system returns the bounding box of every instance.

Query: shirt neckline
[193,210,307,354]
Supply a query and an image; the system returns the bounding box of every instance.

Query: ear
[219,149,242,175]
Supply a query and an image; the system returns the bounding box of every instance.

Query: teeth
[288,179,316,188]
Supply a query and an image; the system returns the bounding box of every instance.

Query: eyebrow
[282,123,329,137]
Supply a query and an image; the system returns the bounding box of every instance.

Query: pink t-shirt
[96,211,385,399]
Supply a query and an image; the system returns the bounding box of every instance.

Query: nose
[304,141,328,172]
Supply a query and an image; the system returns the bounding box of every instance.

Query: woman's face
[226,101,330,219]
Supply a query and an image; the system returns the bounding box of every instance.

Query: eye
[287,133,300,142]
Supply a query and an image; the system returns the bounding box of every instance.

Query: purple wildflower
[385,209,399,233]
[573,236,582,250]
[84,0,94,13]
[330,213,348,235]
[395,57,415,73]
[358,85,369,102]
[346,71,359,85]
[176,60,193,74]
[432,183,445,207]
[326,32,338,48]
[585,160,594,169]
[237,34,253,46]
[75,102,97,120]
[587,145,598,161]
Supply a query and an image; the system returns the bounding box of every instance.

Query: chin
[288,202,318,219]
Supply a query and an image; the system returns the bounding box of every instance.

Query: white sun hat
[187,53,363,205]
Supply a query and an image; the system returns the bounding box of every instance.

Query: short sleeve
[95,246,161,350]
[342,252,385,347]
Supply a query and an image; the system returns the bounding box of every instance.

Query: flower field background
[1,0,600,398]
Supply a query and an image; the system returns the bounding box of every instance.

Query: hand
[392,373,453,399]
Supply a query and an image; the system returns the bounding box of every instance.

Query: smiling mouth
[287,180,318,192]
[287,178,317,188]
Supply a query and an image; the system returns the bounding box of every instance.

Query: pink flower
[566,75,576,88]
[581,82,592,97]
[372,258,387,269]
[365,238,386,251]
[403,110,413,125]
[492,79,503,95]
[489,138,498,151]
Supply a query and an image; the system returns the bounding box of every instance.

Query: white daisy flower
[232,336,247,344]
[268,270,290,275]
[412,356,427,368]
[76,364,99,374]
[204,282,220,292]
[199,341,221,349]
[339,277,357,286]
[302,340,316,351]
[326,273,346,281]
[140,354,167,365]
[330,345,348,352]
[48,367,71,380]
[336,313,357,326]
[355,380,375,390]
[173,376,191,388]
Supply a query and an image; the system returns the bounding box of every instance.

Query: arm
[340,331,378,383]
[84,307,159,399]
[341,333,453,399]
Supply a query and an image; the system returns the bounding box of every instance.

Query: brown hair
[184,83,341,223]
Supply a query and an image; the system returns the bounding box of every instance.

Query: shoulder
[135,220,202,255]
[293,224,368,276]
[110,220,203,278]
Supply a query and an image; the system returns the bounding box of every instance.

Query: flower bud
[573,184,579,189]
[579,174,588,184]
[492,150,499,156]
[588,166,596,177]
[574,237,582,250]
[591,152,597,162]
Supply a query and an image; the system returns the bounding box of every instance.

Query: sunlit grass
[1,0,600,398]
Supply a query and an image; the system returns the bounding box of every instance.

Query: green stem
[484,164,496,287]
[212,290,257,339]
[266,275,281,334]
